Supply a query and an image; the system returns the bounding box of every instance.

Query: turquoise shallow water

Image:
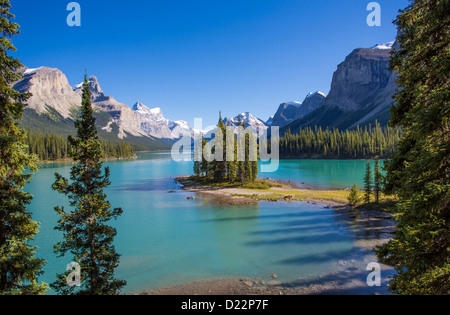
[27,152,380,294]
[261,159,383,189]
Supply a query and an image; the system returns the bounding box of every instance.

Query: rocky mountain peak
[270,101,302,127]
[14,66,82,119]
[322,47,393,112]
[293,91,327,121]
[223,112,268,134]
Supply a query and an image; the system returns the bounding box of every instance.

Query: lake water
[27,152,386,294]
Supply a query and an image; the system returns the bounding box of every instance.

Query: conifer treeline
[280,122,401,159]
[26,130,136,161]
[194,114,258,184]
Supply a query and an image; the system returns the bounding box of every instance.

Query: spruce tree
[201,138,209,177]
[242,121,251,183]
[226,124,237,183]
[236,115,246,185]
[373,159,382,204]
[363,161,372,204]
[347,184,360,207]
[0,0,47,295]
[249,131,259,182]
[212,113,226,182]
[193,133,202,176]
[52,74,126,295]
[376,0,450,295]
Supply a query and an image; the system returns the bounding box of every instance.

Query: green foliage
[364,161,372,204]
[373,159,383,204]
[280,122,401,159]
[51,75,126,295]
[26,129,135,161]
[376,0,450,295]
[281,102,394,132]
[347,184,361,207]
[197,113,259,185]
[0,0,48,295]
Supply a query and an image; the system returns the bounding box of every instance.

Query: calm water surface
[27,152,382,294]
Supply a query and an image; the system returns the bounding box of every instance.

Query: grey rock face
[132,102,193,139]
[323,48,394,112]
[14,67,193,141]
[271,102,302,127]
[294,92,327,120]
[73,76,145,138]
[14,67,82,119]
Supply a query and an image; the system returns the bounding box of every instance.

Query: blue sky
[11,0,409,127]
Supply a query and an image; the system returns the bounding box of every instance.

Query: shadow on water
[112,178,180,192]
[248,223,334,236]
[245,231,349,246]
[277,248,351,265]
[331,205,396,242]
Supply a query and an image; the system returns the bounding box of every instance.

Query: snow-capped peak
[133,102,163,117]
[306,91,327,99]
[173,120,189,129]
[284,101,302,107]
[132,102,193,139]
[24,67,44,76]
[150,107,162,115]
[370,41,395,50]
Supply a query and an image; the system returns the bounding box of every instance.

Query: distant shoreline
[36,155,137,165]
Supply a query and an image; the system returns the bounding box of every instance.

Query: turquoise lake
[27,152,386,294]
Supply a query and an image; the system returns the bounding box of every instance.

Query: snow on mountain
[132,102,193,139]
[23,67,44,76]
[370,41,395,50]
[223,112,268,134]
[306,91,327,99]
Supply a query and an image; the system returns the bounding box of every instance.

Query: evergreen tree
[0,0,47,295]
[373,159,382,204]
[52,74,126,295]
[249,131,259,182]
[193,133,202,176]
[212,113,227,182]
[236,115,246,185]
[376,0,450,295]
[200,138,209,177]
[226,124,237,183]
[363,161,372,204]
[347,184,360,207]
[279,123,401,160]
[242,121,252,183]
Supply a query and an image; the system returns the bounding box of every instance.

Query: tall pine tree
[212,113,227,182]
[376,0,450,295]
[52,74,126,295]
[0,0,47,295]
[373,159,382,204]
[363,161,372,204]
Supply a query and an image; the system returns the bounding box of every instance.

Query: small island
[177,175,352,206]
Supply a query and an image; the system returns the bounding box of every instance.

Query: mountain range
[279,41,398,134]
[14,40,397,149]
[14,67,195,150]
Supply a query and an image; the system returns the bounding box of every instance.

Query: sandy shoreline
[134,177,396,296]
[175,176,351,207]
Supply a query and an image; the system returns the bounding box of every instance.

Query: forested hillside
[280,122,401,159]
[26,130,136,161]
